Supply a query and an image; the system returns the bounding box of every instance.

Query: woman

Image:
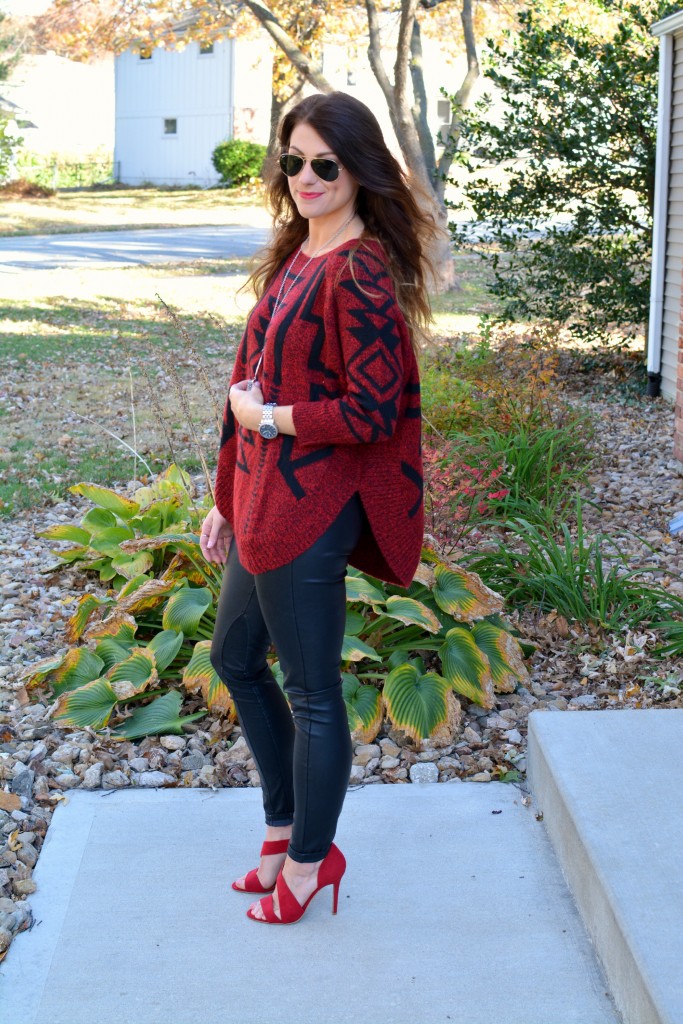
[202,91,435,925]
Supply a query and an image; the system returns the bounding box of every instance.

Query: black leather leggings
[209,493,364,863]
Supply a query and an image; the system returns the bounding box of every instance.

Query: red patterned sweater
[213,238,423,587]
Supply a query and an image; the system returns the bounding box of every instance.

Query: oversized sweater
[213,238,424,587]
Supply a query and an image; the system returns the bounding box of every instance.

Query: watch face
[259,423,278,440]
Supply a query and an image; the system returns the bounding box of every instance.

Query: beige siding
[662,32,683,401]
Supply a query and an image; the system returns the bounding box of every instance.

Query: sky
[1,0,53,15]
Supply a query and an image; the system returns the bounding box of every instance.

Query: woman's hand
[229,379,264,431]
[200,506,233,565]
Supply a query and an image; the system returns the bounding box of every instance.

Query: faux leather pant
[209,493,364,863]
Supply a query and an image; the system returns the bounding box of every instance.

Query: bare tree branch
[243,0,332,92]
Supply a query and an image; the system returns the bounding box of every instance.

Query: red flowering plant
[423,438,509,557]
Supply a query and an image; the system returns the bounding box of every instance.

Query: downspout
[228,36,236,141]
[647,31,673,398]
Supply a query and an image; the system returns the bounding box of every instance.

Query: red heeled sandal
[231,838,290,894]
[246,842,346,924]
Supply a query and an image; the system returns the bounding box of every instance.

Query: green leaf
[342,673,382,743]
[110,551,155,580]
[19,652,68,688]
[382,664,451,743]
[107,648,158,695]
[183,639,233,713]
[345,575,386,605]
[384,595,442,633]
[88,526,135,558]
[65,593,111,642]
[36,523,91,545]
[341,635,382,663]
[70,483,140,520]
[147,630,184,673]
[48,648,105,697]
[433,564,504,622]
[118,574,154,600]
[129,510,163,535]
[439,626,495,708]
[81,507,118,534]
[95,637,135,673]
[110,690,207,740]
[162,586,212,635]
[85,613,137,646]
[471,620,529,692]
[344,610,366,636]
[54,677,119,729]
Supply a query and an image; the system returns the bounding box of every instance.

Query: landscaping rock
[409,763,439,784]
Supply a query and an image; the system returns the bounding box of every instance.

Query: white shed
[114,35,272,187]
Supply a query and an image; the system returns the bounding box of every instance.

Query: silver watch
[258,403,278,439]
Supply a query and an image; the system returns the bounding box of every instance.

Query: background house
[114,24,462,189]
[1,52,114,158]
[650,9,683,465]
[114,35,272,187]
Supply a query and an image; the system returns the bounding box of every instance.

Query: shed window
[164,118,177,135]
[139,47,152,60]
[437,99,451,122]
[199,42,214,55]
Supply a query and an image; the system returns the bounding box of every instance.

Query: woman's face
[285,122,359,223]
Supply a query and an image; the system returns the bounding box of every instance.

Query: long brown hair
[246,92,437,346]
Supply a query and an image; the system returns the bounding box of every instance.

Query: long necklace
[248,212,357,388]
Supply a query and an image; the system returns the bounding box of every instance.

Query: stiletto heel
[247,842,346,924]
[231,838,290,893]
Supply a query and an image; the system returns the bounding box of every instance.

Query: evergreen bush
[212,139,267,186]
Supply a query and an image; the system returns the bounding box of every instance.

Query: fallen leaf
[0,791,21,812]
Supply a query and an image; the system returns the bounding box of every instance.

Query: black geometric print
[277,436,334,499]
[401,460,423,518]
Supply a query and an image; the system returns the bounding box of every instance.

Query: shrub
[212,139,267,186]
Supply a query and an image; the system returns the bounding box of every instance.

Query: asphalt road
[0,224,271,274]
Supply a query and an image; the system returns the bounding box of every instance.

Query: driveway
[0,225,270,274]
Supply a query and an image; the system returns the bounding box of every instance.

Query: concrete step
[528,708,683,1024]
[0,782,620,1024]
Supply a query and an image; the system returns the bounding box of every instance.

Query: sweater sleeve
[291,250,408,447]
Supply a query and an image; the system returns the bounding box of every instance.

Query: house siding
[664,32,683,417]
[114,39,234,186]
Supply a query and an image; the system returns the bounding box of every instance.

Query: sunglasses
[279,153,343,182]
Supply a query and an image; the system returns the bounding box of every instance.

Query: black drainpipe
[647,371,662,398]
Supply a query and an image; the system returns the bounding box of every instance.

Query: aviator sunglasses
[279,152,343,182]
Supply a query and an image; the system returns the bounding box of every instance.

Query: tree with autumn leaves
[33,0,501,283]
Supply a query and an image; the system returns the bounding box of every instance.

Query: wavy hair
[246,92,438,347]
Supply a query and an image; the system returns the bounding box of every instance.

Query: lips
[298,191,324,200]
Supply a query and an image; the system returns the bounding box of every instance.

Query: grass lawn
[0,185,271,237]
[0,250,499,516]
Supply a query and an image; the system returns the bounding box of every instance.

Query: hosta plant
[26,474,531,745]
[37,464,208,587]
[340,551,531,745]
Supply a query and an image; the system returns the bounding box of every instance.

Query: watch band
[258,402,278,439]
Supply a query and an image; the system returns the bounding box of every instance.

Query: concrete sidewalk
[0,782,619,1024]
[528,709,683,1024]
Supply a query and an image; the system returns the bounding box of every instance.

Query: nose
[298,160,323,187]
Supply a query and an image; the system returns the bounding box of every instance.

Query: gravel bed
[1,388,682,957]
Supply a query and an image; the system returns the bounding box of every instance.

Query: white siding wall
[114,39,234,186]
[233,39,273,144]
[661,31,683,401]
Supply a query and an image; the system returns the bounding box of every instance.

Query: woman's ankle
[265,824,292,841]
